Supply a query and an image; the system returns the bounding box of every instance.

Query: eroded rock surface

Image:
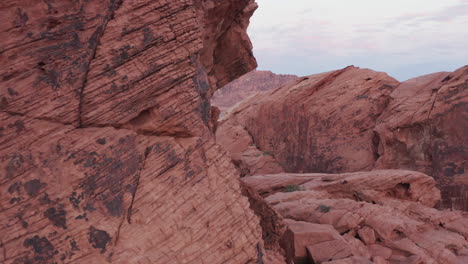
[218,66,468,210]
[374,68,468,211]
[0,0,264,263]
[243,170,468,264]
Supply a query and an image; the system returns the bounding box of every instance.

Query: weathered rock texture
[212,70,298,113]
[218,66,468,210]
[0,0,265,263]
[374,68,468,211]
[243,170,468,264]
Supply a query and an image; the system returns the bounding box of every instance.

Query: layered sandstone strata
[0,0,264,263]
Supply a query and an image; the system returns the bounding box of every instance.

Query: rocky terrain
[243,170,468,264]
[212,70,298,113]
[1,0,466,263]
[218,66,468,211]
[0,0,265,263]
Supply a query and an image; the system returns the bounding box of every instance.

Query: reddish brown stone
[0,0,263,263]
[220,65,468,210]
[243,170,468,264]
[374,67,468,211]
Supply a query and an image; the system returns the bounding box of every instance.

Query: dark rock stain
[23,236,56,262]
[154,143,170,154]
[0,96,8,109]
[44,207,67,229]
[24,179,46,197]
[104,194,124,217]
[97,138,106,145]
[7,120,26,133]
[70,239,80,251]
[15,213,29,228]
[142,27,156,44]
[112,45,131,66]
[10,197,21,204]
[88,226,111,253]
[443,163,463,177]
[12,255,33,264]
[13,8,29,27]
[39,193,52,205]
[38,69,61,90]
[75,213,88,221]
[8,87,19,96]
[69,191,84,208]
[145,146,152,156]
[198,98,211,124]
[8,182,22,194]
[83,202,96,212]
[46,17,62,30]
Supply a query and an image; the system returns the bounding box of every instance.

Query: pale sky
[249,0,468,81]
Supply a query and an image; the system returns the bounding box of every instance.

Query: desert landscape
[0,0,466,263]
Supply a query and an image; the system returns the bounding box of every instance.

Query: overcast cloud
[249,0,468,80]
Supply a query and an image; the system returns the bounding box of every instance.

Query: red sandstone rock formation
[218,65,467,210]
[242,170,468,264]
[212,70,298,113]
[0,0,265,263]
[374,68,468,211]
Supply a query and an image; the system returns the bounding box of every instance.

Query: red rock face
[0,0,264,263]
[219,66,399,174]
[218,65,467,210]
[212,70,298,112]
[375,67,468,211]
[242,170,468,264]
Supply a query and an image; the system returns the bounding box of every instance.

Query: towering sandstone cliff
[219,66,468,211]
[0,0,264,263]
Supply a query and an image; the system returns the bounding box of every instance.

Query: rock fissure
[77,0,125,128]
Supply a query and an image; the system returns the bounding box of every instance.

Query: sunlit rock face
[0,0,265,263]
[218,65,468,210]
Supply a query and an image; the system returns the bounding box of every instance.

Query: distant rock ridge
[212,70,298,113]
[217,65,468,211]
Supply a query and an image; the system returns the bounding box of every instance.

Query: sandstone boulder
[281,219,353,264]
[242,170,468,264]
